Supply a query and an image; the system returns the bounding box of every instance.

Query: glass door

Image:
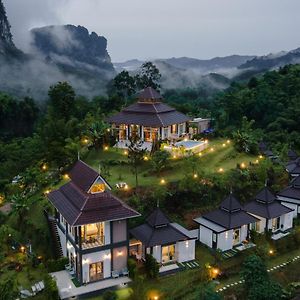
[161,244,176,263]
[89,262,103,282]
[272,217,280,231]
[233,229,240,245]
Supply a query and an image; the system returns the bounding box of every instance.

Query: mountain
[238,48,300,71]
[0,0,115,99]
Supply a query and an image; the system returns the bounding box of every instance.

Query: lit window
[90,183,105,193]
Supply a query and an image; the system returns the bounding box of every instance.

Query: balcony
[81,236,105,249]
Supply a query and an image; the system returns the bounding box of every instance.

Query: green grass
[85,139,256,188]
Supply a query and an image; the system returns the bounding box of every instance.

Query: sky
[3,0,300,62]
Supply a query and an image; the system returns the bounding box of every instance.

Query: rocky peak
[30,25,114,72]
[0,0,15,50]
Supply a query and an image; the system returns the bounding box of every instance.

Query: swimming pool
[164,140,208,155]
[175,140,205,150]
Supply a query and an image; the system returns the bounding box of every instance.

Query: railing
[81,236,105,249]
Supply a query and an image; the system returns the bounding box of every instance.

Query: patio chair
[65,264,72,271]
[35,283,41,292]
[122,268,129,276]
[39,281,45,290]
[31,285,37,295]
[112,270,120,278]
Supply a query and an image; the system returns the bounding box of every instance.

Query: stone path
[216,254,300,293]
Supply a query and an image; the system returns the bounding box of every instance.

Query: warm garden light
[104,146,109,151]
[144,156,149,161]
[124,184,129,190]
[222,143,226,147]
[218,167,224,173]
[198,152,202,157]
[240,162,246,169]
[63,174,69,180]
[259,155,263,159]
[213,268,219,275]
[255,159,259,164]
[20,246,25,253]
[123,150,128,155]
[210,147,214,152]
[42,164,47,171]
[45,190,50,194]
[269,249,274,255]
[160,179,166,185]
[83,138,89,144]
[193,173,198,179]
[226,140,231,144]
[204,139,209,144]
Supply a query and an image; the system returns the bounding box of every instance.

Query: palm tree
[10,194,30,227]
[86,120,109,151]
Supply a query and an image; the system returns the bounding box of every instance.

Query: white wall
[152,245,161,263]
[217,230,233,252]
[249,213,266,233]
[57,225,67,257]
[82,249,111,283]
[177,240,195,263]
[199,225,213,248]
[280,200,298,219]
[104,221,111,245]
[240,225,248,242]
[280,212,293,231]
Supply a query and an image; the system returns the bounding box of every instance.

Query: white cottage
[244,187,294,237]
[130,208,196,265]
[277,176,300,219]
[194,194,257,252]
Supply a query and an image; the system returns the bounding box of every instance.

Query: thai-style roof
[107,87,191,127]
[195,194,257,230]
[130,208,192,247]
[244,187,293,219]
[286,158,300,176]
[48,160,140,226]
[288,149,298,161]
[277,176,300,201]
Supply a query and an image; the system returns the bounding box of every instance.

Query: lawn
[85,138,256,189]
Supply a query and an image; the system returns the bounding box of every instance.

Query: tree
[48,82,76,120]
[127,137,146,188]
[10,194,30,227]
[135,62,161,90]
[86,120,110,151]
[151,150,170,175]
[0,277,16,300]
[194,282,222,300]
[241,255,283,300]
[113,70,136,98]
[144,254,159,279]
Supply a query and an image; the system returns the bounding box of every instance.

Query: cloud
[3,0,300,62]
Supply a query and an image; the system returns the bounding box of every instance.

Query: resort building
[286,157,300,178]
[188,118,211,135]
[194,194,257,252]
[107,87,191,148]
[277,176,300,218]
[47,160,140,285]
[130,208,196,266]
[244,187,294,239]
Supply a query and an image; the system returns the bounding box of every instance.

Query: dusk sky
[4,0,300,62]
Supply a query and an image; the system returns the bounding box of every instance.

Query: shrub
[46,257,69,272]
[44,274,59,300]
[128,258,137,279]
[145,254,159,279]
[103,290,117,300]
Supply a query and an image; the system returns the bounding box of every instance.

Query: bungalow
[287,149,298,162]
[277,176,300,218]
[107,87,191,147]
[130,208,196,265]
[244,187,294,237]
[194,194,257,252]
[47,160,140,284]
[286,157,300,178]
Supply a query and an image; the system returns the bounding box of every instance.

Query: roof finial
[77,151,80,161]
[265,178,268,187]
[157,199,160,208]
[98,164,101,175]
[230,186,233,194]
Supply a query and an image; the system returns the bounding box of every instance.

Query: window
[178,124,185,135]
[163,127,169,139]
[233,229,240,245]
[81,223,105,246]
[162,244,176,263]
[272,217,280,231]
[212,233,217,242]
[89,178,105,194]
[89,262,103,282]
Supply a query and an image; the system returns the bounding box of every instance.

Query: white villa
[277,176,300,219]
[244,187,294,239]
[194,194,257,252]
[130,208,196,266]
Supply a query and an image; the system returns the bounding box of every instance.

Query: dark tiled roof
[48,161,139,226]
[288,149,298,161]
[108,110,190,127]
[107,87,191,127]
[286,158,300,175]
[130,208,191,247]
[277,176,300,201]
[146,208,170,227]
[130,223,189,247]
[69,160,99,192]
[245,187,293,219]
[137,87,162,101]
[202,194,257,229]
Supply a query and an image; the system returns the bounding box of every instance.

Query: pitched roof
[146,208,170,227]
[244,187,293,219]
[286,158,300,175]
[288,149,298,161]
[107,87,191,127]
[277,176,300,201]
[69,160,100,192]
[130,208,191,247]
[48,161,140,226]
[198,194,258,230]
[137,87,162,101]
